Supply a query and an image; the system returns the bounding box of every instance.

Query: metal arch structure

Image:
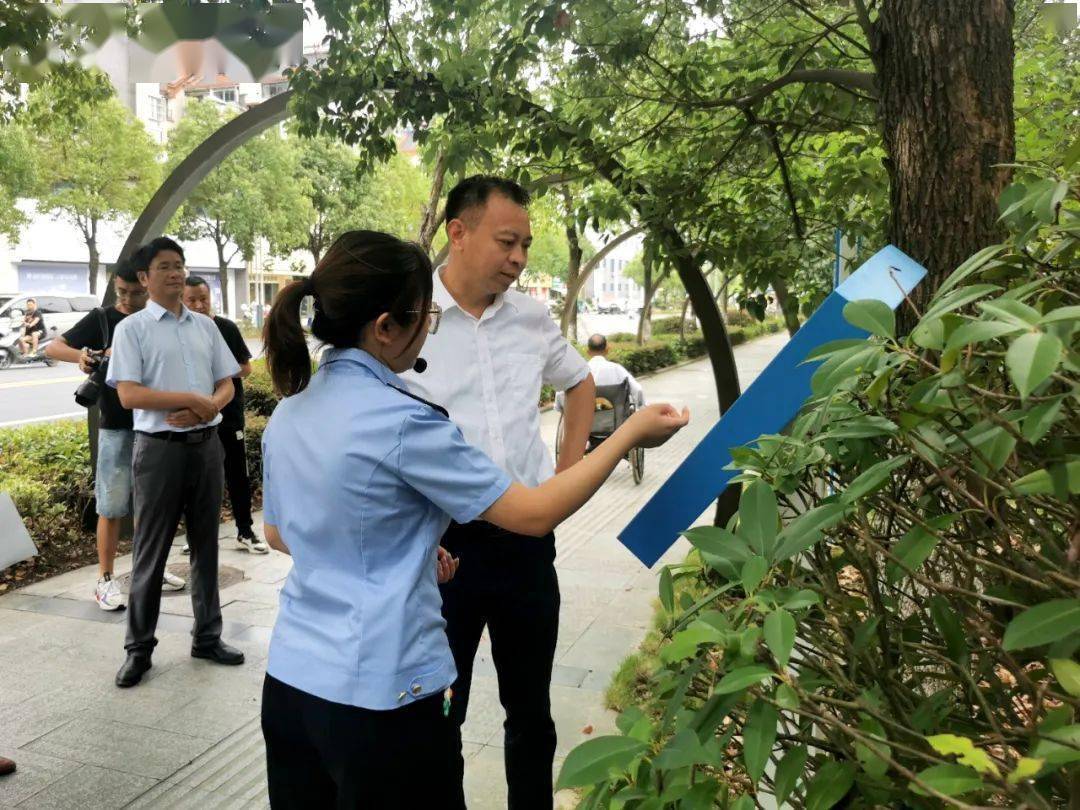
[90,90,293,490]
[101,89,294,307]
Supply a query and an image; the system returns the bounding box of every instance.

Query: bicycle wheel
[631,445,645,484]
[555,412,565,465]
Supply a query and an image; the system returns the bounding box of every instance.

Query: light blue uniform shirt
[261,348,513,710]
[106,300,240,433]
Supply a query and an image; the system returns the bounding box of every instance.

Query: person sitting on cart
[555,334,644,412]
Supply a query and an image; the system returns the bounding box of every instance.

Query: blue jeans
[95,428,134,519]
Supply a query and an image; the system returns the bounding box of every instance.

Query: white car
[0,293,99,339]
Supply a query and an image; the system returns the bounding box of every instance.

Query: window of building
[264,82,288,98]
[211,88,238,104]
[148,95,166,122]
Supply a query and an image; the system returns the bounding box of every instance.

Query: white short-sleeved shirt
[401,269,591,487]
[106,300,240,433]
[556,355,645,412]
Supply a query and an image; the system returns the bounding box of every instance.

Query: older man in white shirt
[402,175,596,810]
[556,334,646,413]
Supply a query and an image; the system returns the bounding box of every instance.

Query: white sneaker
[94,574,125,611]
[180,543,190,556]
[162,570,186,591]
[236,530,270,555]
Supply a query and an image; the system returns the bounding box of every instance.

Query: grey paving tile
[1,689,88,749]
[7,594,126,625]
[459,676,503,746]
[550,684,617,758]
[22,717,214,779]
[220,601,277,629]
[0,747,80,806]
[550,664,589,688]
[154,696,261,742]
[558,622,645,672]
[16,764,157,809]
[579,667,618,692]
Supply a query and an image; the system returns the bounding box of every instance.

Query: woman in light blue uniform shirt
[259,231,688,808]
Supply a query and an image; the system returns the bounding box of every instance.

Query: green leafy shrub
[561,160,1080,807]
[244,357,280,418]
[0,421,94,583]
[1,412,270,588]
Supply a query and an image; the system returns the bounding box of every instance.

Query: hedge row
[1,318,782,589]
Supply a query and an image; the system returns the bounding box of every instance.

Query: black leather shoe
[191,641,244,666]
[115,653,152,688]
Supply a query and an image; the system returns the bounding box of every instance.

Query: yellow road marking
[0,375,83,390]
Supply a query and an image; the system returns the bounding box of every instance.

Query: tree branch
[697,68,877,110]
[852,0,876,47]
[745,109,804,241]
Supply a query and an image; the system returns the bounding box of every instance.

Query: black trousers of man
[440,520,560,810]
[126,430,224,654]
[217,423,252,534]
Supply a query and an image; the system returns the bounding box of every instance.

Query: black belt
[137,427,217,444]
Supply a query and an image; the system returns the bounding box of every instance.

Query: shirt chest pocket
[501,351,545,406]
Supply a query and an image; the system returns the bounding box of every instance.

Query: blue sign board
[619,246,927,567]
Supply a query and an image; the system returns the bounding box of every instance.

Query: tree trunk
[432,241,450,269]
[215,236,231,314]
[559,225,645,336]
[872,0,1015,329]
[564,222,583,343]
[679,295,691,340]
[86,218,100,296]
[771,275,801,337]
[418,148,449,252]
[638,255,665,346]
[309,216,324,267]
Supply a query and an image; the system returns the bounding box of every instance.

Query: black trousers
[126,432,224,654]
[261,674,454,808]
[440,520,560,810]
[218,423,253,533]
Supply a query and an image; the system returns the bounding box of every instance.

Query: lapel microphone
[413,358,428,373]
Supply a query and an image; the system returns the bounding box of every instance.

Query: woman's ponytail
[263,279,313,397]
[263,230,433,398]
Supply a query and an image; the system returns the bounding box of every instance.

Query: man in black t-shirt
[182,276,268,554]
[46,253,188,609]
[18,298,46,356]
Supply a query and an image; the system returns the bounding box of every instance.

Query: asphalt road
[0,313,650,428]
[0,338,265,429]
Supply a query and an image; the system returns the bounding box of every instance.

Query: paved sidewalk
[0,332,787,809]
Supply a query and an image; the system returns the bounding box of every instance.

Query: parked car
[0,293,99,339]
[597,303,624,315]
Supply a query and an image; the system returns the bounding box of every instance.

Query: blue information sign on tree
[620,246,928,567]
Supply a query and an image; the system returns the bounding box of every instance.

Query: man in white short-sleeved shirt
[401,176,596,809]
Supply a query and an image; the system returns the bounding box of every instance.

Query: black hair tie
[302,277,316,297]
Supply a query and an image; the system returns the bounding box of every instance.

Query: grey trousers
[125,432,225,655]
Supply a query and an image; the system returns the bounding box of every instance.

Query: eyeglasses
[409,302,443,335]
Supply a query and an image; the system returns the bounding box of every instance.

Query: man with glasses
[107,237,244,688]
[47,251,187,610]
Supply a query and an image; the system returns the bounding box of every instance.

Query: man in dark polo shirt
[182,276,268,554]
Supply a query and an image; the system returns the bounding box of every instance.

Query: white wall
[0,200,245,316]
[587,230,645,308]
